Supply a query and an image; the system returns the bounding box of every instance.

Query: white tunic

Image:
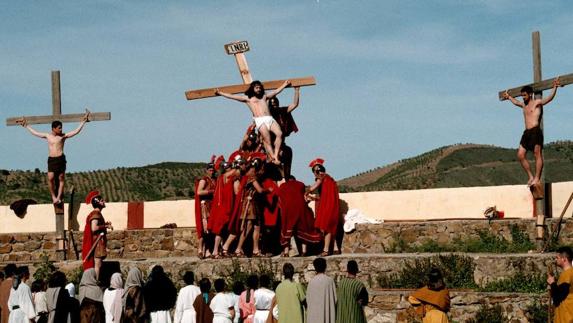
[253,288,275,323]
[174,285,201,323]
[150,310,173,323]
[103,289,119,323]
[8,283,36,323]
[210,293,235,323]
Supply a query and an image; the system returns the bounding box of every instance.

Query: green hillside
[339,141,573,192]
[2,141,572,205]
[0,162,206,205]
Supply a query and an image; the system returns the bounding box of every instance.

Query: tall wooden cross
[6,70,111,260]
[185,40,316,101]
[497,31,573,243]
[6,70,111,126]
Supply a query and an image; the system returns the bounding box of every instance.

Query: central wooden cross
[497,31,573,243]
[185,40,316,101]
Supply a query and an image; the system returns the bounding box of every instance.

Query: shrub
[467,304,507,323]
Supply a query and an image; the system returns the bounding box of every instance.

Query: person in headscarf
[143,266,177,323]
[7,266,35,323]
[79,268,105,323]
[0,264,17,323]
[31,280,48,323]
[193,278,214,323]
[239,275,258,323]
[46,271,76,323]
[121,268,148,323]
[174,271,201,323]
[103,273,123,323]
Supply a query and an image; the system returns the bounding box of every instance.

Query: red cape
[207,174,236,235]
[194,176,214,239]
[277,180,321,247]
[271,106,299,137]
[314,174,340,236]
[82,210,102,270]
[228,175,248,235]
[261,179,279,227]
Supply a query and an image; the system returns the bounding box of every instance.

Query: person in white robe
[209,279,235,323]
[174,271,201,323]
[8,267,36,323]
[253,275,275,323]
[103,273,123,323]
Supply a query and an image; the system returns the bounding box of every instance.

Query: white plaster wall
[143,200,194,228]
[1,181,571,232]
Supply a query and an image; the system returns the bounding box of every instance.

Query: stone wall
[1,218,571,263]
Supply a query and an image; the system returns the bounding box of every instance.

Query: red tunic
[82,210,107,270]
[261,179,279,227]
[314,174,340,236]
[207,174,236,235]
[277,180,322,247]
[194,176,215,239]
[228,175,249,236]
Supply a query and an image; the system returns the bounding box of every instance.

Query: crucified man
[215,80,291,165]
[503,77,561,186]
[19,110,90,204]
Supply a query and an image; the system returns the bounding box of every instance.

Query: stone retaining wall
[2,218,572,262]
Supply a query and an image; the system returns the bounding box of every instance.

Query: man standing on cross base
[19,111,90,205]
[547,246,573,322]
[503,78,561,187]
[82,190,112,280]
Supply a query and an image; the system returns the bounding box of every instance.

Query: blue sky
[1,0,573,183]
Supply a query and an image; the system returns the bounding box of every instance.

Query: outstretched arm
[215,88,248,102]
[541,77,561,106]
[64,110,90,138]
[19,118,48,139]
[307,176,323,193]
[266,80,291,99]
[287,87,300,113]
[503,91,524,108]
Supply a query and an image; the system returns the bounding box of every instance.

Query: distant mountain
[2,141,572,205]
[338,141,573,192]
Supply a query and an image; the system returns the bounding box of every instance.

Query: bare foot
[52,196,59,204]
[527,177,534,186]
[272,158,281,166]
[531,178,540,187]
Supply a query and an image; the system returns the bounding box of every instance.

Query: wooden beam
[185,76,316,101]
[497,73,573,101]
[52,71,62,116]
[6,112,111,126]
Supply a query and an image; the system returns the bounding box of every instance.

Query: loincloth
[520,126,543,152]
[253,116,275,131]
[47,154,67,173]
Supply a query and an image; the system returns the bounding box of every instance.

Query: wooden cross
[6,70,111,259]
[6,70,111,126]
[185,40,316,101]
[497,31,573,242]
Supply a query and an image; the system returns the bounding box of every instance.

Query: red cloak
[314,174,340,236]
[277,180,322,247]
[261,179,279,227]
[228,175,248,235]
[270,106,299,137]
[207,174,236,235]
[194,176,215,239]
[82,210,106,270]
